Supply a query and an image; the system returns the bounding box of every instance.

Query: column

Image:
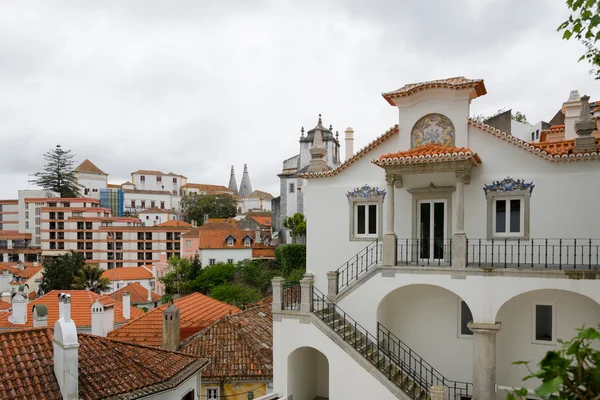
[468,322,501,400]
[326,271,338,303]
[300,273,314,315]
[452,172,468,268]
[382,174,397,266]
[271,277,284,321]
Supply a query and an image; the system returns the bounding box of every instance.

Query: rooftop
[375,144,482,166]
[74,159,108,176]
[181,183,232,194]
[157,220,192,228]
[109,282,162,304]
[382,76,487,105]
[101,266,154,281]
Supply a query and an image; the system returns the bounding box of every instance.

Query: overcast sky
[0,0,598,199]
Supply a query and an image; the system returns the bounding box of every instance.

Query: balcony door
[417,200,446,260]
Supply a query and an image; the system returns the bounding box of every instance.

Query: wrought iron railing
[335,239,381,293]
[466,238,600,270]
[282,283,301,311]
[396,238,453,266]
[377,323,472,400]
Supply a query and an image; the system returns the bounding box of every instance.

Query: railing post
[430,385,446,400]
[451,232,467,268]
[383,174,398,267]
[299,273,314,317]
[326,271,338,304]
[271,277,284,321]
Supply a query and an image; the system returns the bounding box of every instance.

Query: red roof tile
[181,183,233,194]
[0,263,20,275]
[101,266,154,281]
[157,220,192,227]
[0,300,10,310]
[74,159,107,175]
[108,292,241,347]
[250,216,272,227]
[375,144,482,166]
[382,76,487,105]
[110,282,162,304]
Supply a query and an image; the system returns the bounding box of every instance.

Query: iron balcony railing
[396,238,453,267]
[335,239,381,293]
[377,323,472,400]
[467,238,600,270]
[282,283,301,311]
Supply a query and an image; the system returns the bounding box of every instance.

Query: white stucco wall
[76,172,107,198]
[200,248,252,266]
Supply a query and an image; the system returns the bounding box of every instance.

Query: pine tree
[31,144,80,198]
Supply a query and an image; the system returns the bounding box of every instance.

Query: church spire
[238,164,253,198]
[227,165,239,196]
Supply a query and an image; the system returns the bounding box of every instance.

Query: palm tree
[72,264,110,293]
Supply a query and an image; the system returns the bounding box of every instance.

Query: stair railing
[335,239,381,293]
[377,322,473,400]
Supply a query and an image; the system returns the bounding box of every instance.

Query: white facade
[138,209,181,226]
[200,248,252,266]
[76,172,107,199]
[271,78,600,400]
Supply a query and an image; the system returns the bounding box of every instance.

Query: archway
[287,346,329,400]
[376,284,474,383]
[496,289,600,391]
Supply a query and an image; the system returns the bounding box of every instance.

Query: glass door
[418,200,446,260]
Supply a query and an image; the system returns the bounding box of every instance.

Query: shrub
[210,284,262,308]
[275,244,306,276]
[285,268,306,284]
[191,262,236,293]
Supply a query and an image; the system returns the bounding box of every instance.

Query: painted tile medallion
[411,113,455,148]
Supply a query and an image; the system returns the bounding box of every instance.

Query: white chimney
[0,270,12,293]
[345,127,354,161]
[122,291,131,320]
[148,286,152,302]
[563,90,582,140]
[91,299,115,337]
[8,289,28,325]
[255,227,262,244]
[33,304,48,327]
[53,293,79,400]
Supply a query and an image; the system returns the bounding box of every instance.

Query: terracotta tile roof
[0,290,144,329]
[110,282,162,304]
[252,248,275,258]
[245,190,274,200]
[301,125,399,178]
[181,183,233,194]
[180,302,272,381]
[540,125,566,142]
[382,76,487,105]
[131,169,165,175]
[374,144,482,166]
[198,225,257,249]
[0,327,209,400]
[529,139,600,156]
[122,181,133,185]
[250,216,272,227]
[0,199,18,204]
[165,172,188,178]
[108,292,241,347]
[182,227,201,237]
[101,266,154,281]
[469,119,600,162]
[0,263,20,275]
[75,159,108,176]
[0,300,10,310]
[157,220,192,227]
[15,266,43,279]
[199,221,240,231]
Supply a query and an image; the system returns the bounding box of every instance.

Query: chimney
[147,285,152,302]
[562,90,582,140]
[574,95,597,153]
[33,304,48,327]
[0,270,11,294]
[159,251,168,264]
[53,293,79,400]
[8,287,28,325]
[255,227,262,244]
[91,299,115,337]
[308,115,328,173]
[162,303,180,351]
[122,292,131,320]
[203,214,209,225]
[345,127,354,161]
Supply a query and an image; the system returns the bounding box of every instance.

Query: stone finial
[568,90,581,102]
[300,126,305,138]
[307,121,327,173]
[577,95,594,137]
[329,124,333,131]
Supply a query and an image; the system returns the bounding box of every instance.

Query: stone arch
[287,346,329,400]
[411,113,455,148]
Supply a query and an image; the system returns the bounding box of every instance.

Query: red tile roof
[101,266,154,281]
[0,301,10,311]
[245,190,274,200]
[0,327,209,400]
[108,292,241,347]
[74,159,107,176]
[109,282,162,304]
[382,76,487,105]
[181,183,233,194]
[157,220,192,227]
[180,302,272,381]
[0,263,20,275]
[374,144,482,166]
[250,216,272,227]
[16,266,43,279]
[198,224,255,249]
[0,290,144,329]
[529,139,600,156]
[131,169,165,175]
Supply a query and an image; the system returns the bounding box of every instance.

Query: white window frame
[185,240,191,248]
[457,299,473,339]
[227,258,234,264]
[209,259,216,266]
[206,387,220,400]
[486,189,530,240]
[532,302,556,345]
[352,202,379,240]
[492,197,524,237]
[244,237,251,247]
[227,237,235,247]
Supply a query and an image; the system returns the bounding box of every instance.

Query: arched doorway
[287,346,329,400]
[496,289,600,390]
[376,284,474,383]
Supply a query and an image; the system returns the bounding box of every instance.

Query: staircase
[311,287,472,400]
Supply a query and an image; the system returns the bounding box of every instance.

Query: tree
[31,144,80,198]
[473,108,529,124]
[180,193,237,224]
[210,283,262,308]
[159,255,202,296]
[283,213,307,244]
[40,251,86,292]
[558,0,600,80]
[507,325,600,400]
[72,264,110,293]
[190,262,236,294]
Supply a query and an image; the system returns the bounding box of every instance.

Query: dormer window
[244,237,251,247]
[227,236,235,246]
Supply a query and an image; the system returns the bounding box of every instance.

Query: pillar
[452,172,468,268]
[429,386,446,400]
[326,271,338,303]
[271,277,284,320]
[300,273,314,314]
[382,174,397,266]
[468,322,501,400]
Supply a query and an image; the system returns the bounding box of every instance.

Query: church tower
[238,164,253,198]
[227,165,239,196]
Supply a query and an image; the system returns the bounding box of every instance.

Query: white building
[270,77,600,400]
[138,207,182,226]
[74,159,109,198]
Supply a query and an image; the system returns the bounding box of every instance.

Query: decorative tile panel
[346,185,386,202]
[483,177,535,198]
[411,113,455,148]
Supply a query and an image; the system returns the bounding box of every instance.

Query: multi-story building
[270,77,600,400]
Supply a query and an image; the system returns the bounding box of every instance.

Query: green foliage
[210,283,262,308]
[159,255,203,296]
[241,260,284,294]
[285,268,306,284]
[472,108,529,124]
[275,244,306,276]
[41,251,86,292]
[283,213,306,244]
[72,264,110,293]
[30,144,80,198]
[558,0,600,79]
[180,193,237,225]
[190,262,236,293]
[507,325,600,399]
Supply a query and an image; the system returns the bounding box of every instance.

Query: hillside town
[2,2,600,400]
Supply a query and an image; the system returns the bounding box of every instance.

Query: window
[146,216,149,220]
[156,176,162,183]
[493,198,523,236]
[458,300,473,338]
[141,201,146,208]
[244,237,251,246]
[160,201,165,209]
[348,186,385,241]
[150,201,155,208]
[206,388,219,400]
[172,177,177,183]
[534,303,555,344]
[209,259,216,266]
[227,258,234,264]
[227,237,235,246]
[355,203,378,237]
[531,132,535,141]
[486,184,531,240]
[181,390,194,400]
[289,183,295,193]
[186,240,191,248]
[25,211,29,218]
[130,200,136,208]
[25,221,29,229]
[140,175,145,182]
[536,129,540,139]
